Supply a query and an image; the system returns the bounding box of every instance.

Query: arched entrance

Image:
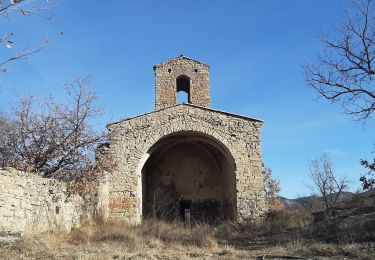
[141,132,237,223]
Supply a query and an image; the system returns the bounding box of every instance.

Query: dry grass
[2,192,374,259]
[0,226,242,260]
[70,218,217,248]
[265,209,313,231]
[263,241,374,259]
[1,211,374,259]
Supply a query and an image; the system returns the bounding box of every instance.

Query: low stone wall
[0,168,85,237]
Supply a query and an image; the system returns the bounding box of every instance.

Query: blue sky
[1,0,374,198]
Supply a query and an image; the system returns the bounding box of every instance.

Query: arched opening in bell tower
[176,75,191,104]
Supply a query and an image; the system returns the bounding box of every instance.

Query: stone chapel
[103,55,268,224]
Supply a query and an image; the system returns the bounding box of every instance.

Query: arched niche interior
[141,132,237,223]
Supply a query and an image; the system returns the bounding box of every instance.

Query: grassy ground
[0,217,374,259]
[0,232,373,259]
[1,194,374,259]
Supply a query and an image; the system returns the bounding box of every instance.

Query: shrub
[266,210,313,231]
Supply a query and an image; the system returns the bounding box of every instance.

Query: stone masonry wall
[154,56,211,110]
[0,168,84,237]
[106,104,268,223]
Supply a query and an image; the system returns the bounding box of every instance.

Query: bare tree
[360,150,375,189]
[1,0,54,73]
[263,166,282,211]
[0,112,12,166]
[0,77,110,187]
[307,153,349,212]
[304,0,375,121]
[263,166,281,198]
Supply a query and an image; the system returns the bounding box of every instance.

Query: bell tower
[153,55,211,110]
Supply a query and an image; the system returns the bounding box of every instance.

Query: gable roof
[153,55,210,70]
[107,103,263,127]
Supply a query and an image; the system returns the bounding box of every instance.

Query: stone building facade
[104,56,268,224]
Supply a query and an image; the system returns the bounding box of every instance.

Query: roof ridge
[107,104,263,127]
[153,55,209,69]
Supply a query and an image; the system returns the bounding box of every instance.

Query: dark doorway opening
[180,200,192,223]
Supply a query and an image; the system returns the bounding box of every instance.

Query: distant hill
[279,190,374,212]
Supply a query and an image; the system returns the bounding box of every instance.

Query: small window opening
[180,200,192,223]
[176,75,191,104]
[194,69,198,73]
[168,69,172,73]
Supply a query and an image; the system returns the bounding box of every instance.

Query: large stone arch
[139,120,239,158]
[137,130,238,222]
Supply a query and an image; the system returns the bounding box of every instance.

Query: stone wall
[106,103,268,223]
[154,56,211,110]
[0,168,85,237]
